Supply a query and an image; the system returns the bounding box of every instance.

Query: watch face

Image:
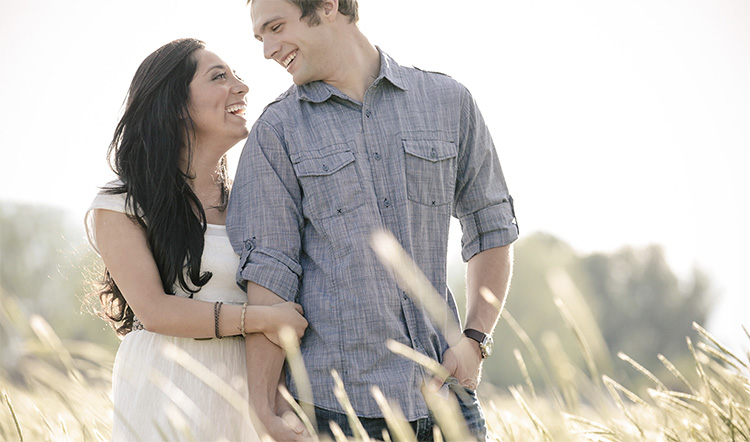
[482,336,494,358]
[464,329,493,358]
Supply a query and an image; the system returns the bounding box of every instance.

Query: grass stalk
[513,348,536,399]
[561,413,618,441]
[370,386,415,442]
[385,339,449,381]
[2,389,23,441]
[617,352,666,391]
[657,354,696,393]
[370,230,462,346]
[554,297,600,384]
[278,386,319,442]
[686,336,721,440]
[601,375,646,439]
[693,322,748,371]
[330,369,369,442]
[421,384,472,442]
[509,386,553,442]
[278,326,317,430]
[502,311,562,406]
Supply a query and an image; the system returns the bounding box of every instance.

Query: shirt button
[402,291,408,300]
[373,152,381,161]
[365,109,372,118]
[430,148,437,159]
[322,164,329,172]
[383,198,390,208]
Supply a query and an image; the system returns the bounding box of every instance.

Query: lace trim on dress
[132,317,144,331]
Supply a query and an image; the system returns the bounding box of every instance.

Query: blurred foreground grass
[1,292,114,441]
[2,229,749,441]
[3,291,749,441]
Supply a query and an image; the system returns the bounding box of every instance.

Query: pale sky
[1,0,748,351]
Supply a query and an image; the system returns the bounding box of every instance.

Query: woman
[85,38,307,441]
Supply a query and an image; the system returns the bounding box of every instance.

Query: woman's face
[187,49,249,151]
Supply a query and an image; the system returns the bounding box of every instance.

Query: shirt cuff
[459,197,519,262]
[236,239,302,302]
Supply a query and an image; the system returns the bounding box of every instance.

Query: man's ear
[321,0,338,20]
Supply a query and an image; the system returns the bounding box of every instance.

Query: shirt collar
[377,47,409,91]
[296,47,408,103]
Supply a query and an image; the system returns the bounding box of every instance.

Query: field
[2,290,749,442]
[2,234,749,441]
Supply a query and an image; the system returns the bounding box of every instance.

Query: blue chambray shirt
[226,49,518,420]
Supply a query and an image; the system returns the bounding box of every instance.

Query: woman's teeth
[226,104,247,115]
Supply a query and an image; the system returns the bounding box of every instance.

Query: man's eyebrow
[254,16,282,40]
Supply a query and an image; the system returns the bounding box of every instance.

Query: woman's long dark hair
[94,38,230,336]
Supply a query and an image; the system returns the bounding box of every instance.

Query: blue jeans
[313,377,488,441]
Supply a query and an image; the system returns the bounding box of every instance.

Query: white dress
[85,187,260,442]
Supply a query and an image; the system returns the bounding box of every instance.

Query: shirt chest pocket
[403,139,458,207]
[291,146,364,220]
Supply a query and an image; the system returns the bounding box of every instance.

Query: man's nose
[263,38,278,60]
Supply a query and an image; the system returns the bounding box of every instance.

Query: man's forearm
[465,244,514,334]
[245,282,287,419]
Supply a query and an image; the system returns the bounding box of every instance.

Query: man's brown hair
[248,0,359,25]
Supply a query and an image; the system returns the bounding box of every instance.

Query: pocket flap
[292,150,355,177]
[402,139,457,162]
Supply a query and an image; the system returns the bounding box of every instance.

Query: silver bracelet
[239,302,248,337]
[214,301,223,339]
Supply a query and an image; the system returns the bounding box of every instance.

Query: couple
[85,0,518,441]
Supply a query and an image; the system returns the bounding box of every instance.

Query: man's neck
[324,33,381,103]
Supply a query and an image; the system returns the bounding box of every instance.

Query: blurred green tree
[581,245,712,378]
[448,232,713,390]
[0,202,118,358]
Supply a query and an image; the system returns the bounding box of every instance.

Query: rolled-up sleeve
[454,86,519,262]
[226,119,303,302]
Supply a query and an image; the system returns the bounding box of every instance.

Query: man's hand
[430,335,483,391]
[259,412,311,442]
[275,383,310,438]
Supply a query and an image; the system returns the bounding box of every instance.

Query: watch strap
[463,328,488,345]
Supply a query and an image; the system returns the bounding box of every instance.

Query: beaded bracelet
[239,302,248,337]
[214,301,223,339]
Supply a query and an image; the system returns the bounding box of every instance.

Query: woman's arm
[94,208,306,339]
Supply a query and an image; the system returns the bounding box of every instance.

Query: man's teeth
[283,52,296,67]
[226,104,247,114]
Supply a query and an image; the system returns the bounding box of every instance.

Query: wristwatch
[464,329,493,359]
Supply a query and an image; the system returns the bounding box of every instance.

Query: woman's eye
[214,72,227,80]
[272,24,282,32]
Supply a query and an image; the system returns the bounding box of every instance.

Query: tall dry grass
[1,232,748,441]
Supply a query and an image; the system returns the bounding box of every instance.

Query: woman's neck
[184,152,227,225]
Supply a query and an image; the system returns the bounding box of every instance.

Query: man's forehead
[251,0,294,24]
[252,0,303,34]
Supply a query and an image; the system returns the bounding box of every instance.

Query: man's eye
[272,23,282,32]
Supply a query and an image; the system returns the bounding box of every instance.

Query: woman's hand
[261,302,308,347]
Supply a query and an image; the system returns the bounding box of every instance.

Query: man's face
[251,0,332,85]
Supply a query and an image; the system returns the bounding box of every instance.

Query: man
[227,0,518,440]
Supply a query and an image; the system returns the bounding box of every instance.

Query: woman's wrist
[242,304,270,335]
